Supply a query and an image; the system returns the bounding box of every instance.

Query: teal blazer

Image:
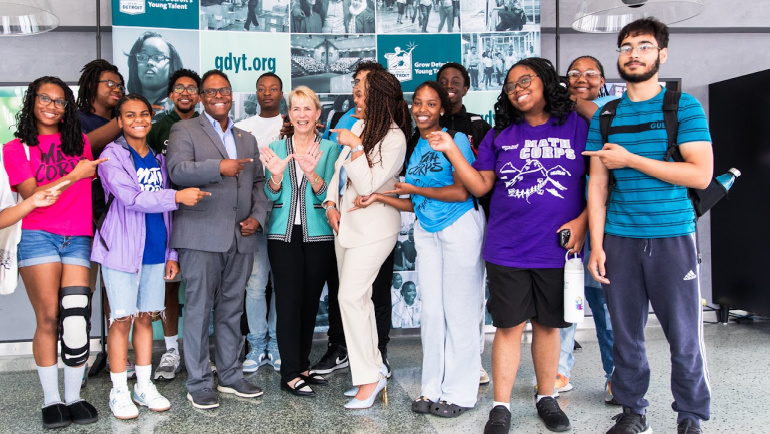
[264,136,340,242]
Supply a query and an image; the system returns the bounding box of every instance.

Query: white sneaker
[133,383,171,412]
[126,358,136,379]
[154,349,182,381]
[109,387,139,420]
[480,367,490,385]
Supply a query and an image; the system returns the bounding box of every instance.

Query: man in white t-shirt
[235,72,285,373]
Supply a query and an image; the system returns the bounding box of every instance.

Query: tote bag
[0,143,29,295]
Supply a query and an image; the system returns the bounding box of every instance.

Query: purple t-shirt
[473,111,587,268]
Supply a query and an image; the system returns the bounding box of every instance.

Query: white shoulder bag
[0,143,30,295]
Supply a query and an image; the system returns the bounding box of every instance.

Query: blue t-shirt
[324,107,357,143]
[473,111,587,268]
[128,147,167,264]
[405,128,475,232]
[586,88,711,238]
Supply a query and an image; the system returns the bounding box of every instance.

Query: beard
[617,55,660,83]
[177,104,195,114]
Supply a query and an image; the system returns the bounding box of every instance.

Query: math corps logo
[384,42,417,83]
[119,0,146,15]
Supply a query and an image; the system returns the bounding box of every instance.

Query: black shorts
[486,262,570,329]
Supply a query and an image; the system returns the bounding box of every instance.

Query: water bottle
[563,251,585,323]
[716,168,741,191]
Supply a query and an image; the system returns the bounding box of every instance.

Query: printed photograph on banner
[314,282,330,333]
[112,27,200,122]
[460,0,539,33]
[376,0,457,34]
[291,0,376,33]
[377,34,461,93]
[201,0,291,32]
[391,271,421,329]
[291,35,376,94]
[231,92,289,124]
[113,0,200,30]
[462,31,540,91]
[200,31,290,93]
[318,94,355,137]
[394,211,416,272]
[0,86,26,145]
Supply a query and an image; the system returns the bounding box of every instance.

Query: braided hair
[14,76,84,156]
[567,55,609,98]
[359,70,411,166]
[76,59,124,114]
[493,57,574,130]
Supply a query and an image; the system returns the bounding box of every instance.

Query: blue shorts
[102,263,166,321]
[17,229,92,268]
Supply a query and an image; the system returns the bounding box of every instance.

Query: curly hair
[359,70,411,166]
[166,68,202,96]
[15,76,84,156]
[567,55,609,98]
[493,57,574,130]
[352,60,386,80]
[618,17,669,49]
[126,32,183,99]
[77,59,123,114]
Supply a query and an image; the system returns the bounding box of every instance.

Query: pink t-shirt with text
[2,133,94,236]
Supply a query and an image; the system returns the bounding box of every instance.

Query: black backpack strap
[599,99,621,207]
[662,90,682,162]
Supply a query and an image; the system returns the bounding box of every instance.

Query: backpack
[599,90,729,219]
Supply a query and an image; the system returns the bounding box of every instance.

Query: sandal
[411,396,433,414]
[281,379,316,397]
[300,370,328,385]
[430,400,471,418]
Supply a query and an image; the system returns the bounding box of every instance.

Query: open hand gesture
[293,142,323,174]
[259,147,293,176]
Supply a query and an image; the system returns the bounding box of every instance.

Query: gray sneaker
[187,388,219,410]
[217,378,264,398]
[154,348,182,381]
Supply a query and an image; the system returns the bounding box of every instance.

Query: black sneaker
[483,405,511,434]
[310,343,349,374]
[678,419,703,434]
[607,408,652,434]
[536,396,571,432]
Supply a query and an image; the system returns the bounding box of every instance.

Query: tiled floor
[1,317,766,433]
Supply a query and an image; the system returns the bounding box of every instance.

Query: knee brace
[58,286,92,367]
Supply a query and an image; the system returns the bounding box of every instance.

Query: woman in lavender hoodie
[91,94,208,420]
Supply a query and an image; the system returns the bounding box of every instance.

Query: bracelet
[323,203,337,211]
[310,175,321,185]
[351,144,364,153]
[270,174,283,184]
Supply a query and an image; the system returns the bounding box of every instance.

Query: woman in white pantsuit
[323,69,411,409]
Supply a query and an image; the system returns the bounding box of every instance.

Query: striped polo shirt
[586,88,711,238]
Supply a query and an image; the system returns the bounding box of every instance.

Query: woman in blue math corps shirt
[353,81,485,417]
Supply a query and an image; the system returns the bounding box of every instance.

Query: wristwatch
[351,144,364,153]
[323,202,337,211]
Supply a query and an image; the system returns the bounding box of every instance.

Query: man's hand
[164,260,180,280]
[587,247,610,284]
[220,158,253,177]
[239,217,259,236]
[582,143,632,170]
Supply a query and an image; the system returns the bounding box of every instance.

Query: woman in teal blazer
[259,86,340,397]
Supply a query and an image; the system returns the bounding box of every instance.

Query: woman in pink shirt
[2,76,106,429]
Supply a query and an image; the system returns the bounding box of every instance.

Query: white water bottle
[563,251,585,323]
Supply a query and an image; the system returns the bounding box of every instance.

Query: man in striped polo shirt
[583,18,713,434]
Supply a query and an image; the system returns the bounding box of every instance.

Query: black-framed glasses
[173,84,199,94]
[136,53,169,63]
[36,94,67,109]
[98,80,125,93]
[617,44,660,56]
[503,75,538,94]
[201,87,233,97]
[567,70,601,80]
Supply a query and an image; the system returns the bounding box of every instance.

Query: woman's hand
[28,180,69,208]
[557,216,587,254]
[164,260,180,281]
[259,146,293,176]
[175,187,211,206]
[427,130,456,154]
[384,182,417,197]
[293,142,323,175]
[348,194,379,212]
[329,128,362,148]
[326,205,341,233]
[70,157,109,180]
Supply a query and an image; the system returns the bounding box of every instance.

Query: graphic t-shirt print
[499,136,576,203]
[35,143,86,183]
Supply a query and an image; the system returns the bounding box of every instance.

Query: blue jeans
[245,232,277,353]
[102,263,166,321]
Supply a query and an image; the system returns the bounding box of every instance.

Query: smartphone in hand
[559,229,571,248]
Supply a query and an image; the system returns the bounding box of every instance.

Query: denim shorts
[102,263,166,321]
[17,229,92,268]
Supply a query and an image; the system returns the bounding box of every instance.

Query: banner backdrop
[112,0,541,330]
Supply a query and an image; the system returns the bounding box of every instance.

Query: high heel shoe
[344,364,388,409]
[344,387,359,397]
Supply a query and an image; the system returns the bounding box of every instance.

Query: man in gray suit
[167,69,268,409]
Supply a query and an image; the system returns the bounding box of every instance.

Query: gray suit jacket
[166,114,268,253]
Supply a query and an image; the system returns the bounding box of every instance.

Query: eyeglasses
[36,94,67,109]
[567,70,601,80]
[201,87,233,97]
[173,84,199,94]
[99,80,125,93]
[136,53,169,63]
[503,75,538,94]
[257,88,281,94]
[351,78,361,88]
[617,44,660,56]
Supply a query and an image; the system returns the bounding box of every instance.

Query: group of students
[0,16,711,434]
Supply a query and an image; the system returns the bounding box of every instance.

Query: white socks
[63,365,85,404]
[135,365,152,390]
[37,364,61,406]
[493,401,511,411]
[111,370,128,390]
[164,335,179,353]
[536,394,554,403]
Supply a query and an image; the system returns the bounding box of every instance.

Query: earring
[440,112,444,116]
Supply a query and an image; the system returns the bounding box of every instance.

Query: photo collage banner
[112,0,541,329]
